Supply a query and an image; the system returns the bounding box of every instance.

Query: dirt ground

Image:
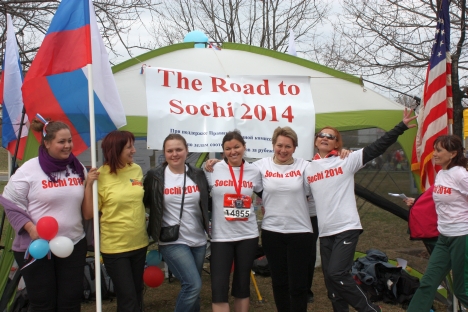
[81,202,448,312]
[81,266,446,312]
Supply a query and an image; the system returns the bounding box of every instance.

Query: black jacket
[143,163,211,242]
[362,122,409,164]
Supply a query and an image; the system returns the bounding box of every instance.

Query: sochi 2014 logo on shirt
[130,179,143,186]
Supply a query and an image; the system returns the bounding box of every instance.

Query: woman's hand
[205,159,221,172]
[86,168,100,186]
[82,168,99,220]
[403,108,417,128]
[338,149,352,159]
[403,197,415,207]
[24,221,40,240]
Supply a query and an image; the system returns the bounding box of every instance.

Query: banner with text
[146,67,315,159]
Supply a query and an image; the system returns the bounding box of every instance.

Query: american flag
[411,0,452,191]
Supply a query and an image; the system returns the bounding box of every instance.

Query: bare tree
[396,94,420,111]
[0,0,160,68]
[151,0,331,55]
[322,0,467,138]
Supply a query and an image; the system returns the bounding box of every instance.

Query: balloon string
[22,240,52,270]
[22,243,36,270]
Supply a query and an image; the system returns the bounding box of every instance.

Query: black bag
[159,224,180,242]
[159,170,186,242]
[10,288,29,312]
[252,256,271,277]
[395,270,420,306]
[83,257,115,301]
[83,218,94,251]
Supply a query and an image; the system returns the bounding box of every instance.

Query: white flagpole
[287,28,297,56]
[87,63,102,312]
[7,153,12,178]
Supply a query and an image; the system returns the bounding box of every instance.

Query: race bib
[223,194,251,221]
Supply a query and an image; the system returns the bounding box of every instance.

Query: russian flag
[22,0,126,156]
[0,14,29,160]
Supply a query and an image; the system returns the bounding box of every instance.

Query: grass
[0,148,9,172]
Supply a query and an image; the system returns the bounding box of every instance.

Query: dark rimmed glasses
[316,132,337,140]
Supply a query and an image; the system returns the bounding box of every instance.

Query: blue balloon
[146,250,162,266]
[183,30,208,48]
[29,239,50,259]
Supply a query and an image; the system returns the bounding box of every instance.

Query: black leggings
[102,246,148,312]
[14,237,87,312]
[210,237,259,302]
[262,230,314,312]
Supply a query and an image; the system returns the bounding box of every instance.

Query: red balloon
[144,266,164,288]
[36,216,59,241]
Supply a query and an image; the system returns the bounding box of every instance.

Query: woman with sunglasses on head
[144,134,210,312]
[204,130,262,312]
[407,135,468,311]
[304,108,416,312]
[97,130,149,312]
[1,116,98,312]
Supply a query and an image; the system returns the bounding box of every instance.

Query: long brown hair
[434,135,468,170]
[101,130,135,174]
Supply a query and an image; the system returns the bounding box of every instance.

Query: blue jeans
[159,244,207,312]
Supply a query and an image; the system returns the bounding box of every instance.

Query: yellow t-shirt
[98,163,149,253]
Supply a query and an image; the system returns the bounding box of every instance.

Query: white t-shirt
[254,157,312,233]
[161,166,206,247]
[304,149,364,237]
[205,161,262,242]
[2,157,86,244]
[433,166,468,236]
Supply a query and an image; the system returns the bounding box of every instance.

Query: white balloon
[49,236,74,258]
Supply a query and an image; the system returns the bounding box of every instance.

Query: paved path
[0,173,8,182]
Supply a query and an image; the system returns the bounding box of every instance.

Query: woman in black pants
[253,126,314,312]
[98,131,149,312]
[304,109,415,311]
[1,118,98,311]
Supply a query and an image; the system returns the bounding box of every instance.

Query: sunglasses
[316,132,337,140]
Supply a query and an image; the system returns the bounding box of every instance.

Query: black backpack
[83,257,115,301]
[371,263,419,308]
